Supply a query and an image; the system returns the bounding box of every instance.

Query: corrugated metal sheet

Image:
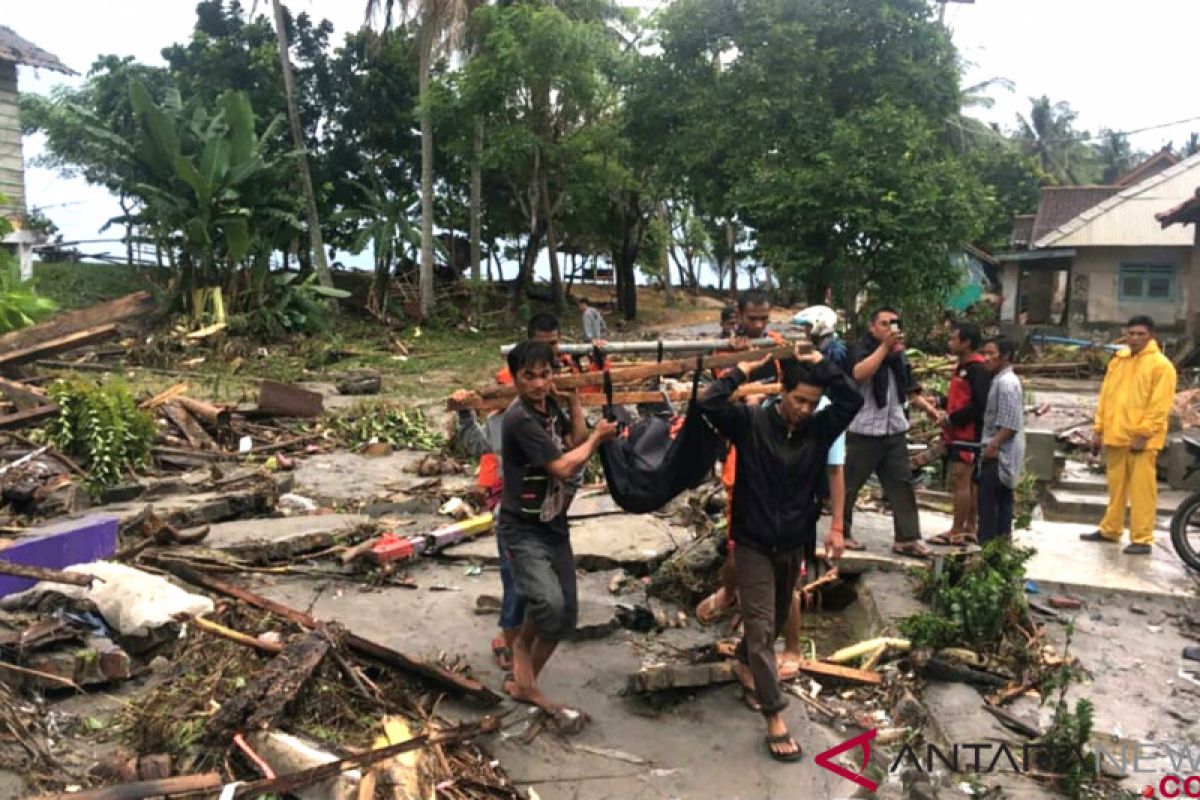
[1035,152,1200,248]
[0,27,74,74]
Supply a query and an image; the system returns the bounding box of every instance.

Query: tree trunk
[726,219,737,300]
[540,164,563,312]
[417,41,436,319]
[271,0,332,289]
[507,165,542,320]
[469,116,483,287]
[659,201,673,306]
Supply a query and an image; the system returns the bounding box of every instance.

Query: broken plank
[167,566,500,704]
[795,659,882,686]
[258,380,323,418]
[0,325,119,369]
[139,382,190,410]
[453,382,783,412]
[0,292,154,357]
[0,376,47,411]
[193,615,283,655]
[28,772,222,800]
[0,560,97,588]
[627,661,736,693]
[476,344,796,399]
[160,402,216,450]
[206,631,329,742]
[0,403,58,431]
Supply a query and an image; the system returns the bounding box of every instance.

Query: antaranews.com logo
[815,728,1200,797]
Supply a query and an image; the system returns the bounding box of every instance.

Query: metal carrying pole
[499,336,797,356]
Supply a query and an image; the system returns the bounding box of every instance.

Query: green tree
[1093,129,1139,184]
[1182,133,1200,158]
[1016,96,1094,184]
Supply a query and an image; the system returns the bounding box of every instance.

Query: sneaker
[1079,531,1116,543]
[1123,543,1152,555]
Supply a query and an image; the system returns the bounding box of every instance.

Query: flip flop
[765,734,803,763]
[696,593,733,625]
[892,542,932,559]
[928,532,977,546]
[740,685,763,713]
[842,538,866,551]
[491,637,513,671]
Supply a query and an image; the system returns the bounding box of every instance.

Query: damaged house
[998,149,1200,336]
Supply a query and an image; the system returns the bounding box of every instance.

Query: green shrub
[45,380,157,496]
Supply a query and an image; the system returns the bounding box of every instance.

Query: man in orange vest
[929,322,990,546]
[1081,315,1176,555]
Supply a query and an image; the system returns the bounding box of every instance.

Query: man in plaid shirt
[978,337,1025,543]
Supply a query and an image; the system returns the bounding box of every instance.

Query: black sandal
[765,733,803,763]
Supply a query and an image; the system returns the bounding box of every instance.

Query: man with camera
[842,307,944,557]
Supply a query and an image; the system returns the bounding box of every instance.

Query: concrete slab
[443,513,685,575]
[0,515,118,596]
[1044,486,1188,524]
[201,514,370,551]
[293,451,473,506]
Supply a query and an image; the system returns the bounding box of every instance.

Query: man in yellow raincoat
[1081,315,1177,555]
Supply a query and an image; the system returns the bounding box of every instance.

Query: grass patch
[32,262,162,310]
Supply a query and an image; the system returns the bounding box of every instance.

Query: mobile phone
[889,320,902,332]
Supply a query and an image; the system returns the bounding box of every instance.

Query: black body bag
[597,361,723,514]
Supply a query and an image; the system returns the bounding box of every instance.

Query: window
[1119,265,1176,302]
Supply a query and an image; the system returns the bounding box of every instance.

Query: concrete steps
[1042,484,1190,524]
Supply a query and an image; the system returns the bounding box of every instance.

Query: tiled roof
[1030,186,1121,244]
[1116,149,1181,187]
[0,26,74,74]
[1010,215,1035,248]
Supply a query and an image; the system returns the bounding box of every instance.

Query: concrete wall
[1076,245,1194,327]
[1000,262,1019,322]
[0,61,22,220]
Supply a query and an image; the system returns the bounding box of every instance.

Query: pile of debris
[0,559,514,798]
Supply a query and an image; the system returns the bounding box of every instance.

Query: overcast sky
[8,0,1200,263]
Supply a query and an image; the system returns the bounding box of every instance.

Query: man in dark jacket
[700,347,863,762]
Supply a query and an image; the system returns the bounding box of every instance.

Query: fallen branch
[28,772,222,800]
[193,615,283,655]
[0,560,97,588]
[167,567,501,705]
[982,703,1041,738]
[0,661,82,691]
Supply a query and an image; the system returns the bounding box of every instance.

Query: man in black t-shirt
[498,340,618,714]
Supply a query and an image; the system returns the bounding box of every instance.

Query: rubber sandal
[892,542,932,559]
[842,538,865,551]
[741,686,763,713]
[765,733,803,763]
[927,532,959,546]
[491,637,513,671]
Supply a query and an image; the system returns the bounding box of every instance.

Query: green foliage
[332,402,446,451]
[44,380,157,496]
[901,540,1035,649]
[229,272,349,338]
[0,210,57,332]
[1037,623,1097,799]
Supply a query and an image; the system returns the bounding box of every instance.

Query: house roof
[1030,186,1121,244]
[1010,215,1035,249]
[0,26,75,74]
[1116,148,1180,187]
[1033,151,1200,249]
[1157,188,1200,228]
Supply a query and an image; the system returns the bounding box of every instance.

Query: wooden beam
[161,402,216,450]
[0,403,58,430]
[476,344,795,400]
[0,560,95,588]
[0,376,47,410]
[0,325,118,369]
[258,380,323,418]
[449,382,782,412]
[28,773,222,800]
[794,659,882,686]
[0,291,154,356]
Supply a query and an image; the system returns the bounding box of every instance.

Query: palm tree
[1016,96,1088,184]
[366,0,473,320]
[1093,129,1135,184]
[253,1,334,287]
[1182,132,1200,158]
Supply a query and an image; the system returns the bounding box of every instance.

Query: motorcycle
[1169,433,1200,570]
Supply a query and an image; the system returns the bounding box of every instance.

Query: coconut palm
[366,0,474,319]
[1182,132,1200,158]
[1016,96,1089,184]
[1093,129,1136,184]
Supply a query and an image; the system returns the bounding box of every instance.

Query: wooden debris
[231,717,500,799]
[475,344,795,399]
[176,396,231,429]
[206,631,330,741]
[452,382,783,412]
[259,380,324,418]
[193,615,284,655]
[0,324,119,369]
[0,376,48,411]
[161,402,216,451]
[982,703,1041,738]
[0,559,96,588]
[336,370,383,396]
[0,291,153,357]
[793,659,882,686]
[29,772,222,800]
[139,382,190,410]
[167,567,501,704]
[0,403,59,431]
[827,637,910,665]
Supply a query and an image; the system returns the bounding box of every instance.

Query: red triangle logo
[814,728,879,792]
